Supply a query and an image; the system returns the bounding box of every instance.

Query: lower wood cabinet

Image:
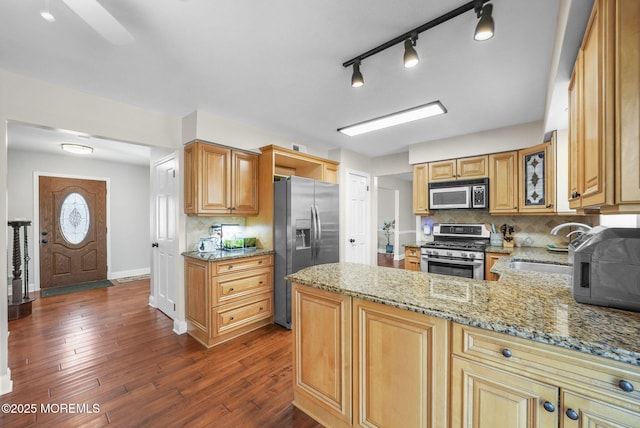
[404,246,421,271]
[185,254,273,348]
[291,284,640,428]
[353,298,448,428]
[484,252,503,281]
[292,283,448,428]
[451,323,640,428]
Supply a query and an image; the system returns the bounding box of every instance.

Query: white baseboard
[173,319,188,335]
[0,368,12,396]
[108,267,150,280]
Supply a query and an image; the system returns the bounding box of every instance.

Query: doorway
[38,176,108,289]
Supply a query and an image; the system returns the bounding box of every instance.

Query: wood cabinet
[488,138,556,215]
[185,254,273,348]
[451,357,559,428]
[353,298,448,428]
[245,145,339,250]
[404,246,421,271]
[451,323,640,428]
[489,151,518,214]
[484,252,503,281]
[412,163,429,215]
[518,139,556,214]
[428,155,488,182]
[292,283,448,428]
[184,141,258,215]
[292,283,352,428]
[569,0,640,213]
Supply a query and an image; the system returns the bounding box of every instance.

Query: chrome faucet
[550,222,592,237]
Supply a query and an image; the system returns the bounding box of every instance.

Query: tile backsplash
[421,212,599,248]
[186,216,247,252]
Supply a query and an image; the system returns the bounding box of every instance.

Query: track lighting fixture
[474,2,494,41]
[351,60,364,88]
[40,0,55,22]
[403,34,419,68]
[342,0,493,87]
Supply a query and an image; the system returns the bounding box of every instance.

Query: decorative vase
[385,244,393,253]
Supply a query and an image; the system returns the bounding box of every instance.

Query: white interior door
[151,154,178,319]
[345,169,370,265]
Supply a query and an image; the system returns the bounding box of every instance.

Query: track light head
[351,60,364,88]
[41,0,55,22]
[474,3,494,41]
[403,35,419,68]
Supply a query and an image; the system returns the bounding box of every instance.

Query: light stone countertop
[286,248,640,366]
[182,248,274,262]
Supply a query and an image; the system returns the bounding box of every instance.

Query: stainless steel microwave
[428,178,488,210]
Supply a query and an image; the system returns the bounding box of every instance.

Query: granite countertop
[182,248,274,262]
[286,249,640,366]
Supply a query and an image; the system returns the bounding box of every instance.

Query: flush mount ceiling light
[343,0,494,87]
[61,143,94,154]
[40,0,55,22]
[474,2,495,41]
[338,101,447,136]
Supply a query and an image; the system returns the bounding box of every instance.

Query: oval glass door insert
[59,192,90,244]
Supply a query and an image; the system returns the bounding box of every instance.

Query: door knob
[152,242,159,248]
[349,238,355,243]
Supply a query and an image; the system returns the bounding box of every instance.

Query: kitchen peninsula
[287,254,640,427]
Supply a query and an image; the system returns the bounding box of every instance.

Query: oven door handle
[424,257,484,267]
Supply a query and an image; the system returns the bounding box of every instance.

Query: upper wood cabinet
[428,155,488,182]
[569,0,640,213]
[489,151,518,214]
[184,141,258,216]
[412,163,429,215]
[518,139,555,214]
[488,137,556,215]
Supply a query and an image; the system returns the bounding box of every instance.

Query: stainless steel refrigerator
[274,176,339,329]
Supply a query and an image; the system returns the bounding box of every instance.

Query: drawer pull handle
[229,288,234,292]
[228,265,233,270]
[565,408,579,421]
[259,281,264,284]
[258,260,263,264]
[501,349,512,358]
[259,306,263,311]
[619,380,635,392]
[543,401,555,413]
[229,316,234,321]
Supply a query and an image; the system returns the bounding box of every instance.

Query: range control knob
[460,253,468,258]
[446,252,453,257]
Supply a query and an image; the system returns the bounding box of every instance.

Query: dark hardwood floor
[377,253,404,269]
[2,279,322,427]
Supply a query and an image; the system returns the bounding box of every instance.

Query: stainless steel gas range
[420,223,490,280]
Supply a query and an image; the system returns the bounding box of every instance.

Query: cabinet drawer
[212,293,273,336]
[213,266,272,305]
[405,247,420,258]
[452,323,640,403]
[215,254,273,275]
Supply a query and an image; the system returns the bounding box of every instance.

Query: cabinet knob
[41,239,48,244]
[259,281,264,284]
[229,316,234,321]
[571,191,581,199]
[565,408,579,421]
[513,206,518,209]
[228,265,233,270]
[258,260,263,264]
[619,380,635,392]
[259,306,263,311]
[543,401,555,413]
[229,287,234,292]
[501,348,513,358]
[546,204,553,208]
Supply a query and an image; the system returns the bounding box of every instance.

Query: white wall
[371,152,412,177]
[8,149,151,284]
[409,121,544,164]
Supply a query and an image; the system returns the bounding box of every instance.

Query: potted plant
[382,219,395,253]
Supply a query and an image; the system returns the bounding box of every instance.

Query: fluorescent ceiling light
[338,101,447,136]
[61,143,94,154]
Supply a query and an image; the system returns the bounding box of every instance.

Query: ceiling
[1,0,587,163]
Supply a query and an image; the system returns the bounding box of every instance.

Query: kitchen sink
[508,261,572,275]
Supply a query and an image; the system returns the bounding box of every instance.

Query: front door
[39,176,107,288]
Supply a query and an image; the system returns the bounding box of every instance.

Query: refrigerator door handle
[311,206,318,253]
[314,204,322,250]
